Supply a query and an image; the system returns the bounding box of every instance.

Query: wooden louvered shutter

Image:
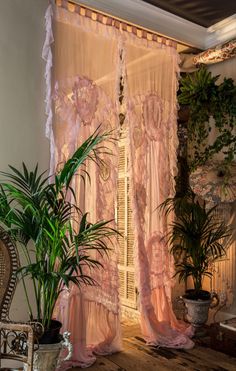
[117,129,136,309]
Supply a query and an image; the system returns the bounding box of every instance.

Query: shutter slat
[118,145,125,174]
[118,234,125,265]
[117,129,136,309]
[127,186,134,266]
[119,270,125,299]
[127,272,135,302]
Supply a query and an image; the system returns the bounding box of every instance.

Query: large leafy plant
[0,131,116,329]
[159,191,232,296]
[178,67,236,171]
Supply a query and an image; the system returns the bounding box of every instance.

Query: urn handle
[210,292,219,309]
[175,296,188,321]
[176,295,184,304]
[56,331,73,370]
[61,331,73,361]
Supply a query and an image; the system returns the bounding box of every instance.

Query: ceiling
[78,0,236,50]
[143,0,236,28]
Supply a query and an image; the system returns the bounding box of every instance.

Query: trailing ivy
[178,67,236,171]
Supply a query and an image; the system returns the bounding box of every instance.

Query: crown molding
[76,0,236,50]
[205,14,236,49]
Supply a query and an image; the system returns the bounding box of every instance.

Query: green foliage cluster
[178,67,236,171]
[0,131,116,330]
[159,190,232,295]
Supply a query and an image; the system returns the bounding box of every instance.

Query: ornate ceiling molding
[76,0,236,50]
[206,15,236,49]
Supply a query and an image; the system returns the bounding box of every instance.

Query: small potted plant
[0,130,117,370]
[159,190,232,328]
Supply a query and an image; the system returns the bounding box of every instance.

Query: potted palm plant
[0,130,117,370]
[159,190,232,328]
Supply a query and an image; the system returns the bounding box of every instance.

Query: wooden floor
[71,324,236,371]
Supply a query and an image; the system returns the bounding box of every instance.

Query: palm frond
[0,129,117,328]
[57,129,111,190]
[159,190,233,292]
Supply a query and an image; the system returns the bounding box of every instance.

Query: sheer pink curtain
[124,35,194,348]
[43,3,194,369]
[43,4,121,369]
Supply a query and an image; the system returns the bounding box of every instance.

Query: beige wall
[0,0,49,320]
[208,57,236,82]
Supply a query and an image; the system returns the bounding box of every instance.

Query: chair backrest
[0,228,19,320]
[0,321,34,370]
[0,230,34,370]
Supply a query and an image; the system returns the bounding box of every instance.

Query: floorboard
[69,324,236,370]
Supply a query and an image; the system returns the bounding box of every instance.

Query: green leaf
[0,129,118,326]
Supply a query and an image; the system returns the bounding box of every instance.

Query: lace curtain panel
[43,3,194,369]
[124,37,193,348]
[43,5,121,369]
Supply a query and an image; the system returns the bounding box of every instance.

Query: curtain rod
[55,0,181,49]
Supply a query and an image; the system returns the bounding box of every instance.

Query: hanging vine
[178,67,236,172]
